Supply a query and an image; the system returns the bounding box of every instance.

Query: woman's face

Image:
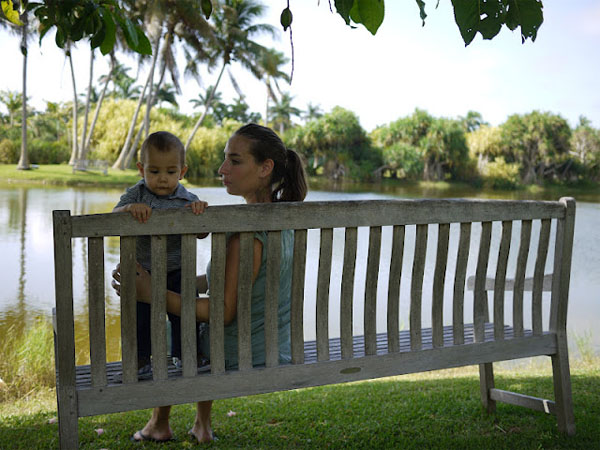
[218,135,273,203]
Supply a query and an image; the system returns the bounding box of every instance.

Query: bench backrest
[53,198,575,387]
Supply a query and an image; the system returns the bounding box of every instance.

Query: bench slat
[151,236,168,381]
[209,233,226,374]
[432,224,449,348]
[237,232,254,371]
[69,199,566,238]
[316,228,333,361]
[181,235,198,377]
[533,219,551,335]
[291,229,307,364]
[513,220,532,337]
[453,223,471,345]
[387,225,404,353]
[119,236,138,383]
[265,231,282,368]
[364,226,382,356]
[494,221,512,340]
[341,227,358,359]
[474,222,492,343]
[88,237,107,387]
[410,224,428,350]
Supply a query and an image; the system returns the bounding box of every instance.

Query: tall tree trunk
[185,62,227,152]
[74,49,95,170]
[112,33,161,170]
[16,15,29,170]
[84,52,115,152]
[143,28,171,141]
[67,44,79,166]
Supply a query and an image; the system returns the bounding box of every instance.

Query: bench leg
[57,385,79,449]
[479,362,496,414]
[551,334,576,435]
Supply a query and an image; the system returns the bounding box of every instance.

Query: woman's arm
[114,234,263,325]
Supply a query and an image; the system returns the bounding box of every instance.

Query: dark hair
[234,123,307,202]
[140,131,186,166]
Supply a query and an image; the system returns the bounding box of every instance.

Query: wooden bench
[52,198,576,448]
[72,159,109,175]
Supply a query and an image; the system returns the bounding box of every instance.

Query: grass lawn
[0,164,142,188]
[1,360,598,449]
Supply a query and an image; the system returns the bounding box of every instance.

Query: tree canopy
[1,0,545,56]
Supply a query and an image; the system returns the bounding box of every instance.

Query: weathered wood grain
[532,219,551,335]
[432,224,449,348]
[180,235,198,377]
[265,231,282,368]
[316,229,333,362]
[364,226,381,356]
[341,227,358,359]
[88,237,107,387]
[237,232,254,371]
[209,233,226,374]
[387,225,405,353]
[70,199,566,238]
[150,235,168,381]
[453,223,471,345]
[119,236,137,384]
[411,224,428,351]
[291,229,307,364]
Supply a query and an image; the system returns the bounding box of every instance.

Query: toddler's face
[137,148,187,196]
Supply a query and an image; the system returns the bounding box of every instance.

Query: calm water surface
[1,182,598,363]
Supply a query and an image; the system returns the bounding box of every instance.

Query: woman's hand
[111,262,152,303]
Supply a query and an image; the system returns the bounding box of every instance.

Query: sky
[1,0,599,132]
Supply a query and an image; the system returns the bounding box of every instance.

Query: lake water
[1,182,598,364]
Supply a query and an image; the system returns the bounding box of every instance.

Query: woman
[112,123,307,443]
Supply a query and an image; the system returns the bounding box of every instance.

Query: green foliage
[572,116,600,182]
[0,138,18,163]
[285,106,380,179]
[381,142,424,180]
[26,0,151,55]
[467,125,503,159]
[185,119,240,178]
[482,156,521,190]
[500,111,572,184]
[28,138,70,164]
[372,109,469,181]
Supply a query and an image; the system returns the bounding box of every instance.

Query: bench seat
[69,323,538,389]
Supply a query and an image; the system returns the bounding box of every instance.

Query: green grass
[0,359,598,449]
[0,164,143,188]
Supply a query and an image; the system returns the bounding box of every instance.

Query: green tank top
[202,230,294,369]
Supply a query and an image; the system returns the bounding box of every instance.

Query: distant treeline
[1,98,599,189]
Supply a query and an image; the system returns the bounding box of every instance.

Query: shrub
[482,157,521,189]
[0,138,18,163]
[28,138,70,164]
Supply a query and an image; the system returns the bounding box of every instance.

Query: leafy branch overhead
[0,0,544,55]
[0,0,151,55]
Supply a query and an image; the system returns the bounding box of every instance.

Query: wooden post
[53,210,78,449]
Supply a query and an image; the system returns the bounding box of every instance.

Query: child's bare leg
[189,400,214,442]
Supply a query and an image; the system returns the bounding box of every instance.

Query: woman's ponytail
[273,148,307,202]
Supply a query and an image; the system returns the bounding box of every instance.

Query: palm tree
[270,92,301,134]
[256,48,289,126]
[304,102,323,122]
[1,3,35,169]
[185,0,277,151]
[0,90,23,127]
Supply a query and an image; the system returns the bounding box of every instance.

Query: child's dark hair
[234,123,307,202]
[140,131,186,166]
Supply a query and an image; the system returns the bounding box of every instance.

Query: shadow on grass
[2,370,599,449]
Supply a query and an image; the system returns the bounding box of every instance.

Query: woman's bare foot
[132,406,174,442]
[188,427,216,443]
